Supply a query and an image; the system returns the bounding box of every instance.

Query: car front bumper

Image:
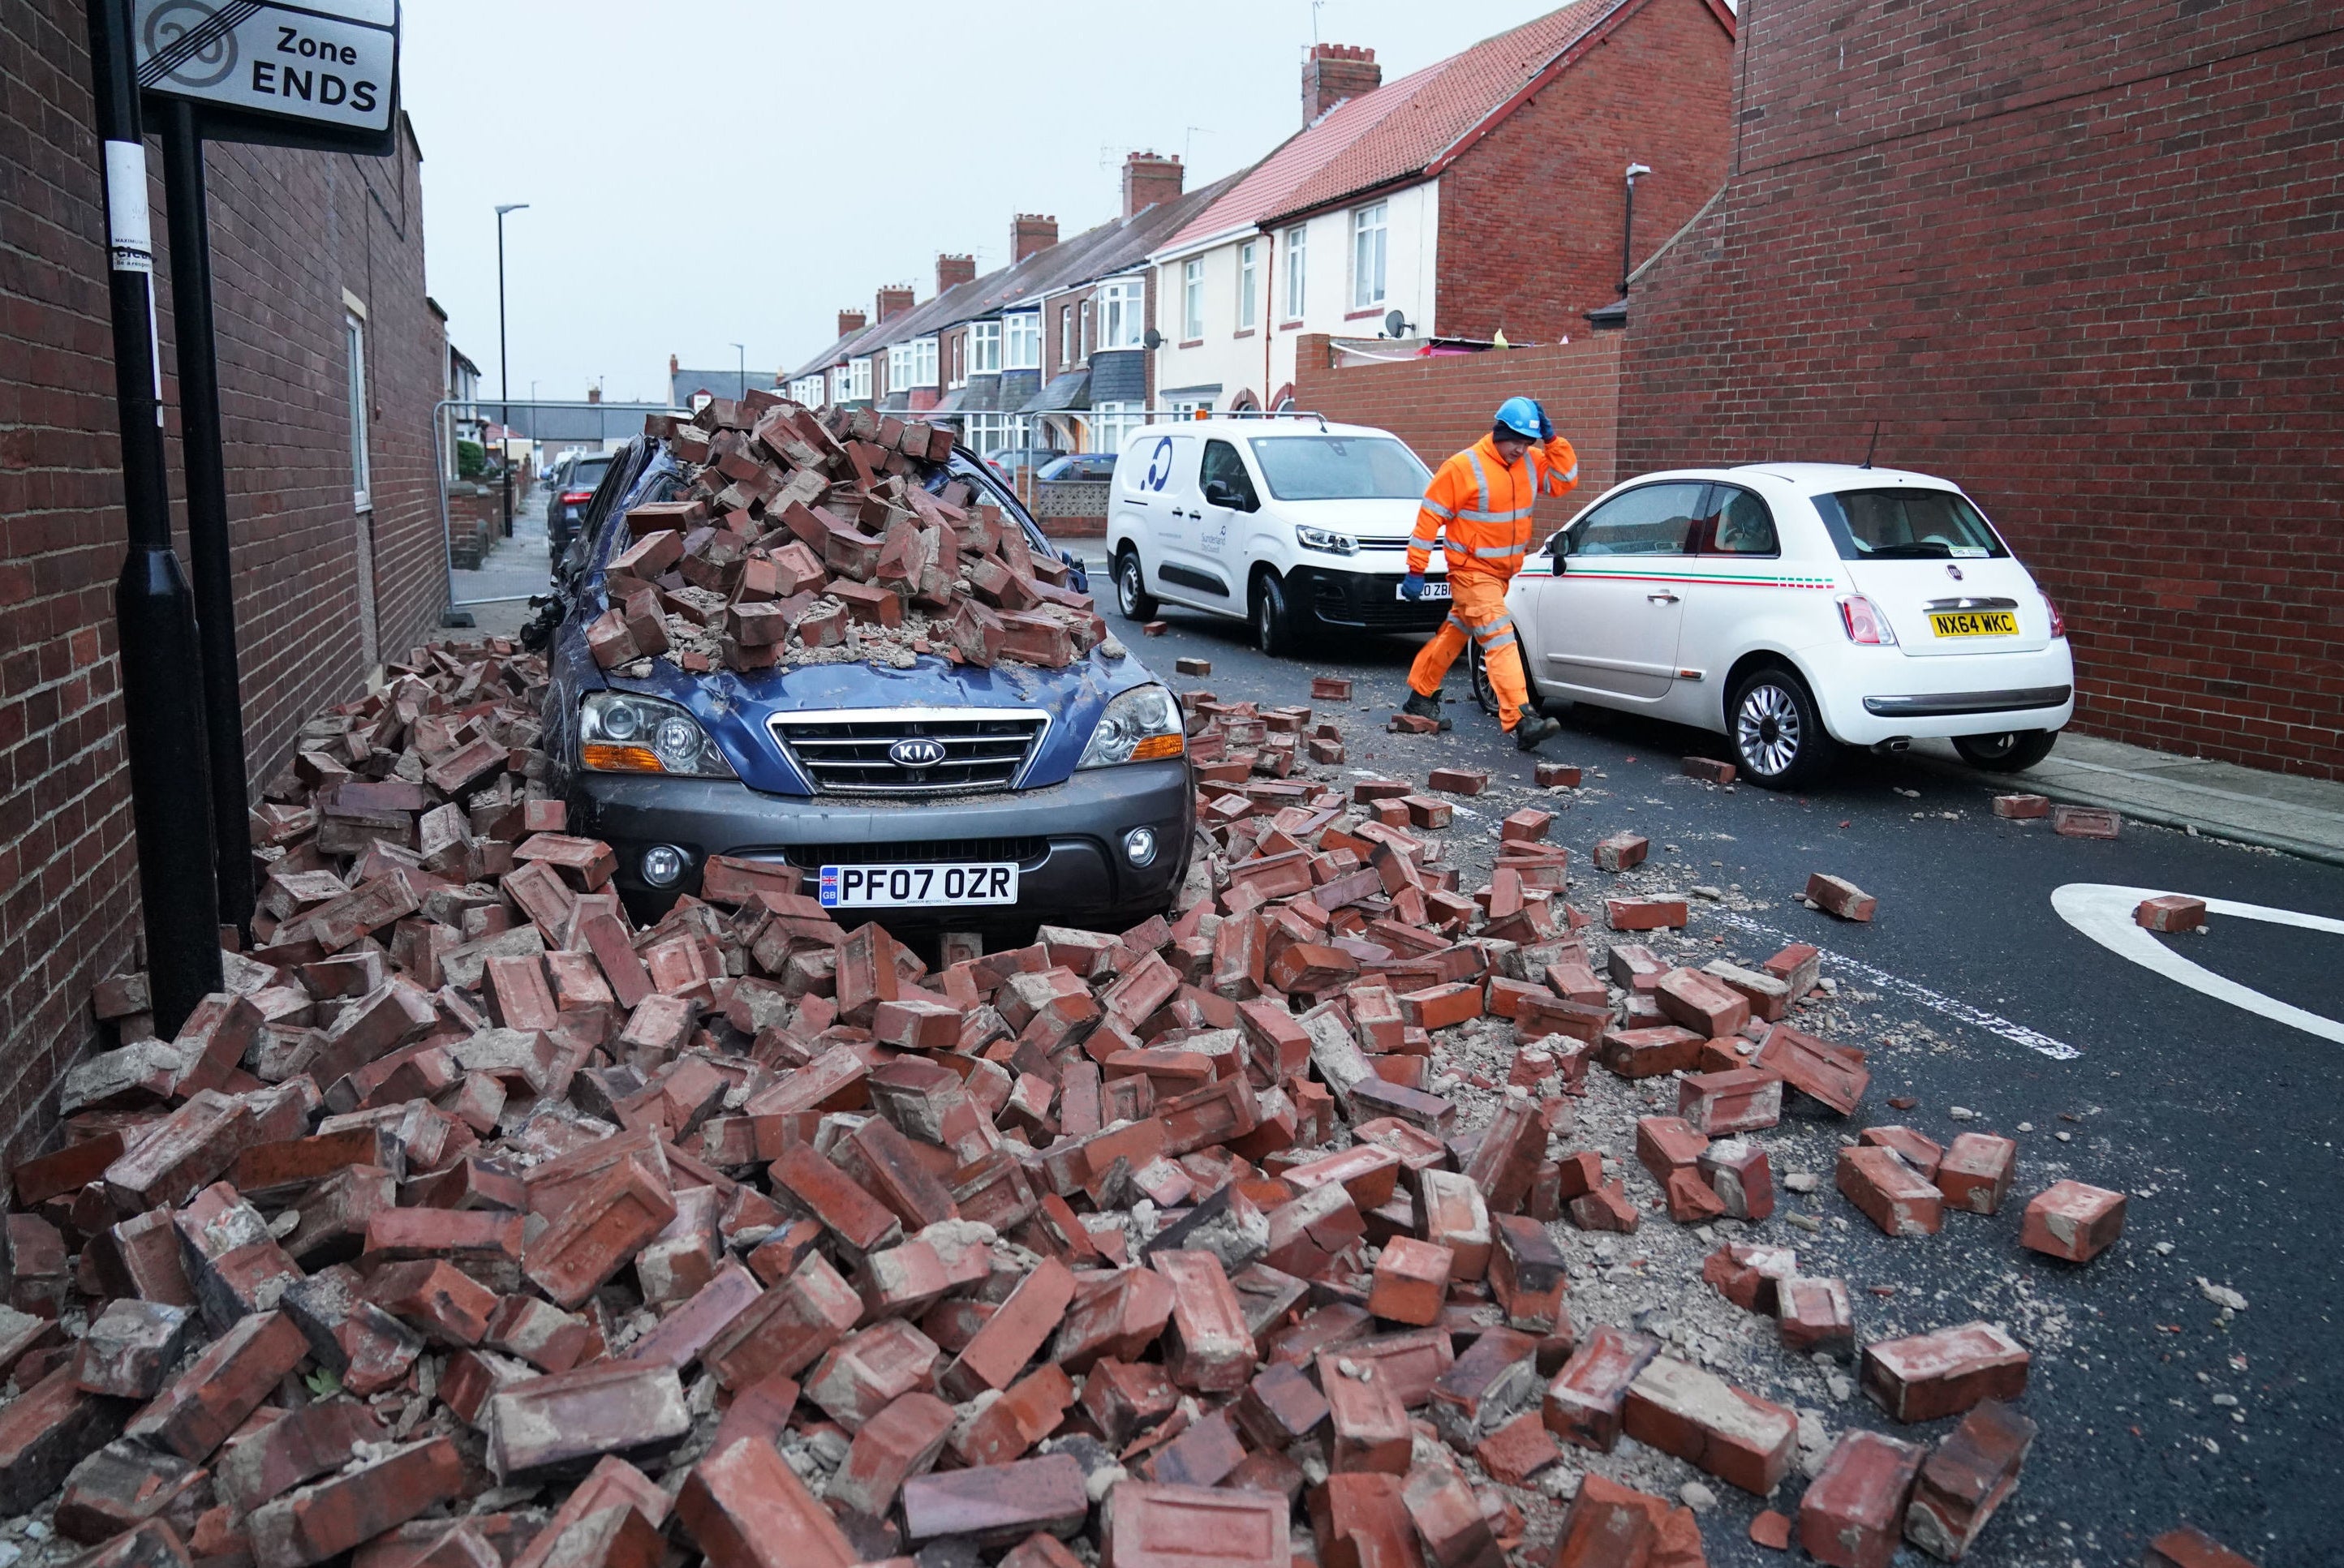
[1813,642,2078,744]
[1293,565,1454,633]
[564,757,1195,930]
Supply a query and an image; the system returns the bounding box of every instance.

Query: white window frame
[1182,258,1204,341]
[1237,241,1258,330]
[1004,313,1040,371]
[1099,278,1143,350]
[914,337,938,389]
[970,320,1002,374]
[849,357,871,400]
[887,343,912,394]
[1351,201,1387,311]
[1058,303,1077,367]
[1283,226,1308,320]
[950,335,966,388]
[1092,401,1144,454]
[345,307,370,509]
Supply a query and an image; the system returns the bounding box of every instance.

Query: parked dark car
[548,450,614,561]
[1037,453,1117,483]
[538,434,1194,938]
[983,445,1066,483]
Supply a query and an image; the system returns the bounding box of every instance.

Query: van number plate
[1400,581,1452,601]
[819,863,1019,909]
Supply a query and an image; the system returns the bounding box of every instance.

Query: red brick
[1697,1138,1773,1222]
[127,1310,308,1463]
[1319,1352,1412,1474]
[1903,1400,2036,1562]
[1622,1355,1798,1494]
[1778,1276,1856,1360]
[1550,1475,1702,1568]
[829,1390,957,1517]
[940,1255,1075,1399]
[703,1250,865,1389]
[216,1401,385,1514]
[677,1431,858,1568]
[1754,1023,1870,1115]
[484,1361,691,1482]
[1543,1325,1661,1452]
[1605,897,1687,931]
[1678,1067,1783,1135]
[1862,1321,2031,1423]
[1654,968,1748,1037]
[75,1300,197,1399]
[1838,1145,1945,1237]
[2052,806,2120,840]
[0,1363,131,1514]
[247,1437,463,1568]
[803,1320,943,1432]
[1858,1124,1944,1180]
[1935,1133,2017,1215]
[2019,1179,2126,1262]
[365,1259,498,1347]
[1103,1480,1288,1568]
[2134,894,2206,933]
[1154,1249,1256,1390]
[2141,1525,2260,1568]
[900,1453,1090,1546]
[1805,874,1877,921]
[1800,1429,1925,1568]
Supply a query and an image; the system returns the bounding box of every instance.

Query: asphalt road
[1113,599,2342,1568]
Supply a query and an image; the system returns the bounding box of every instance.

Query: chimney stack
[668,354,679,375]
[937,253,977,292]
[837,308,867,338]
[1011,214,1059,263]
[1302,43,1381,126]
[586,385,601,404]
[1122,152,1185,218]
[875,286,914,322]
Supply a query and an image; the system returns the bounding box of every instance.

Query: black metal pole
[160,101,254,939]
[497,212,512,539]
[84,0,222,1032]
[1620,175,1637,295]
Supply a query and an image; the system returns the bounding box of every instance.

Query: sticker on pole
[134,1,398,143]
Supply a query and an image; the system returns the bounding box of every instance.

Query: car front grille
[776,836,1050,869]
[769,707,1048,796]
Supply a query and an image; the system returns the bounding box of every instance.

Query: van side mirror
[1548,531,1570,570]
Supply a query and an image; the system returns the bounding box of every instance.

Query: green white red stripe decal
[1512,565,1839,589]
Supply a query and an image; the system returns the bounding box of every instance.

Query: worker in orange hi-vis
[1398,397,1578,750]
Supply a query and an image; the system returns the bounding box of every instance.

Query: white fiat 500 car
[1505,464,2073,788]
[1106,416,1447,656]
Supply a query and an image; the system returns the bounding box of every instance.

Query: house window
[1004,314,1040,371]
[914,337,938,389]
[1237,241,1258,330]
[1059,303,1077,367]
[970,320,1002,374]
[1099,279,1142,350]
[346,309,370,509]
[1284,225,1307,320]
[951,336,966,387]
[1081,300,1094,358]
[1182,258,1204,340]
[888,343,912,393]
[1093,401,1146,453]
[966,412,1028,458]
[849,358,871,400]
[1351,201,1387,311]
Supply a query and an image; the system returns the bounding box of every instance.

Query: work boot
[1512,715,1561,751]
[1400,689,1452,732]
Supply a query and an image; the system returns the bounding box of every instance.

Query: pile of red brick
[581,397,1107,677]
[1,643,2191,1568]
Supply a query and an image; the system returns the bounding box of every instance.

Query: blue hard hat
[1494,397,1542,438]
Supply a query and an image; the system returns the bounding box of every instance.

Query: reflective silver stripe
[1469,614,1516,640]
[1464,450,1491,517]
[1455,506,1536,523]
[1559,462,1579,484]
[1473,542,1525,559]
[1421,498,1456,519]
[1444,612,1471,634]
[1477,630,1518,655]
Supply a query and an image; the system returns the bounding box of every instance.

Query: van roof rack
[1127,408,1331,430]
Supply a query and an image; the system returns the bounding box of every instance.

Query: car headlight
[1296,525,1358,556]
[1078,684,1186,769]
[579,693,736,777]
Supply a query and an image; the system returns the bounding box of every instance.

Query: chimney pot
[837,308,868,338]
[875,286,915,322]
[1302,42,1382,126]
[1011,213,1060,263]
[937,253,977,292]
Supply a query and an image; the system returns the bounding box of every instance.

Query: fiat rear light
[2042,592,2067,638]
[1837,595,1898,646]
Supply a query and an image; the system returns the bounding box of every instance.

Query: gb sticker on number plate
[819,861,1019,909]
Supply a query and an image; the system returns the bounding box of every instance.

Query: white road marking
[2050,883,2344,1045]
[1697,908,2083,1060]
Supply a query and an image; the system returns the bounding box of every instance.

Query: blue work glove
[1533,400,1554,441]
[1400,574,1426,600]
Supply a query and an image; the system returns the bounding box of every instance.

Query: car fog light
[641,844,687,887]
[1123,827,1158,868]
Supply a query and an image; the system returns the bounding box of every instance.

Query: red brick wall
[1619,0,2344,777]
[0,0,447,1153]
[1435,0,1735,344]
[1292,332,1622,500]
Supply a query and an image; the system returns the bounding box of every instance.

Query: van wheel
[1730,667,1839,789]
[1114,548,1157,621]
[1251,574,1303,658]
[1954,728,2058,771]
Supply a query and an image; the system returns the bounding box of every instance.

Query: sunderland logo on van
[1143,436,1175,492]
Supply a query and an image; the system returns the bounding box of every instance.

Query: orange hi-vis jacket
[1405,432,1581,581]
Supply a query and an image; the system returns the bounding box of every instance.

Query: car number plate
[1928,610,2019,638]
[819,862,1018,909]
[1400,580,1452,601]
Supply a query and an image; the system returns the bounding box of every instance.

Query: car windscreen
[1247,436,1430,500]
[1812,488,2009,561]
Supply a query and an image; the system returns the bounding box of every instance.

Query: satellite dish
[1142,328,1164,350]
[1384,309,1408,338]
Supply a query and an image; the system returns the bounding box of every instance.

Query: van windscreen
[1247,436,1429,500]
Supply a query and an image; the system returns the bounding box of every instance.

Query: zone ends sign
[134,0,399,150]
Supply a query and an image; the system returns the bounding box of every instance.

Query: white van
[1105,416,1446,655]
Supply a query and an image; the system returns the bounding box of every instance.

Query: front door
[1535,481,1705,703]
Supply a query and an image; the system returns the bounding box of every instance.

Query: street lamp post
[495,202,528,538]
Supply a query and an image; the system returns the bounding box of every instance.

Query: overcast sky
[404,0,1572,406]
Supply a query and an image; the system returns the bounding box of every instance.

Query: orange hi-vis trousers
[1407,571,1529,730]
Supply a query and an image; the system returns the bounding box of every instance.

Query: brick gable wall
[0,0,445,1152]
[1435,0,1735,343]
[1618,0,2344,776]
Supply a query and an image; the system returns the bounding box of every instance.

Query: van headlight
[579,693,736,777]
[1078,685,1185,768]
[1296,525,1358,556]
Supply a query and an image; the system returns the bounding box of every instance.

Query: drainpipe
[1620,163,1651,295]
